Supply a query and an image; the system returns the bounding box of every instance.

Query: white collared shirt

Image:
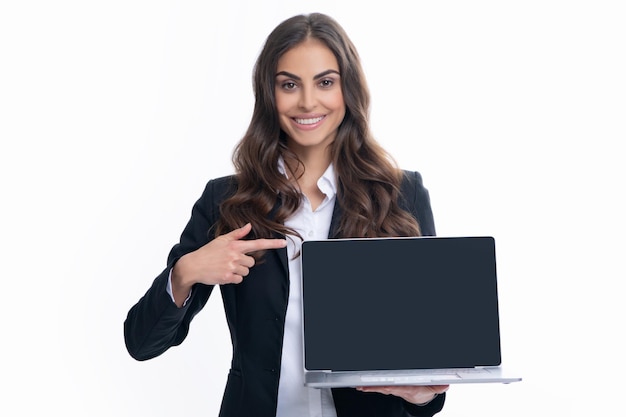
[276,161,338,417]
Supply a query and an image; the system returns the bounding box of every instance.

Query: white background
[1,1,625,416]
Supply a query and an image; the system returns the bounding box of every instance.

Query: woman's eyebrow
[275,69,341,80]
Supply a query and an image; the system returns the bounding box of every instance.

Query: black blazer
[124,170,445,417]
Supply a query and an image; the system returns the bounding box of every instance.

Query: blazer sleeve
[401,170,436,237]
[123,177,232,361]
[403,393,446,416]
[332,385,445,417]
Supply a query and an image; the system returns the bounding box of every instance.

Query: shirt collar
[277,157,337,199]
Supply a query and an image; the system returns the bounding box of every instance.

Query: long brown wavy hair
[215,13,421,242]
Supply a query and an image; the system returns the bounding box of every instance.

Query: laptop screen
[301,236,502,371]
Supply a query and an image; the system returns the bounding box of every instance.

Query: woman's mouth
[294,116,325,125]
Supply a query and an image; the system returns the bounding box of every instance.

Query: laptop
[300,236,522,387]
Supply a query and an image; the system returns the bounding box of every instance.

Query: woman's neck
[284,149,332,211]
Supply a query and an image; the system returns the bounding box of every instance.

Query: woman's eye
[282,82,297,90]
[319,79,334,88]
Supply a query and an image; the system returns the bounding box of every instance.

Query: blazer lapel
[267,198,289,276]
[274,245,289,277]
[328,198,342,238]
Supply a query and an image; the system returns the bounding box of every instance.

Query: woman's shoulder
[399,169,426,188]
[207,174,238,189]
[196,174,238,205]
[399,169,436,236]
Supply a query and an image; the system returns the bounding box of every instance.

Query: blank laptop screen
[301,236,502,371]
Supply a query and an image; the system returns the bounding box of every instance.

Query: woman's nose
[298,85,316,111]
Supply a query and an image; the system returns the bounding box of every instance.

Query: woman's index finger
[240,238,287,254]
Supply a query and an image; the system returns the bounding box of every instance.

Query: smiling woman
[124,12,445,417]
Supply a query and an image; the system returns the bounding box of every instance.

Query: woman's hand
[171,223,287,305]
[356,384,449,405]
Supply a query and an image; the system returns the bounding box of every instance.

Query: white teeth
[294,116,324,125]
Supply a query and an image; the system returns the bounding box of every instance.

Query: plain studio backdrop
[1,1,624,416]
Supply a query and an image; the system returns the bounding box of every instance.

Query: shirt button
[308,231,314,237]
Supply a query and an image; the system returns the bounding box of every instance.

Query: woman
[124,12,448,417]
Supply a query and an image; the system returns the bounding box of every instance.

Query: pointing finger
[239,238,287,254]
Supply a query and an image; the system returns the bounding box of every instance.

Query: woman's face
[275,38,346,156]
